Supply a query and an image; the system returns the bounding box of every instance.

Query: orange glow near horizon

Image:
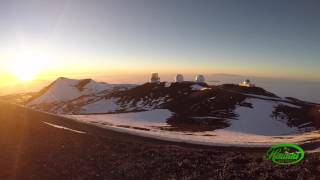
[1,51,319,90]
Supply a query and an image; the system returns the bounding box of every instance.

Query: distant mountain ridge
[25,77,320,132]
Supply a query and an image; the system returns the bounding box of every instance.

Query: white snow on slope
[278,102,301,108]
[66,111,320,147]
[80,98,120,114]
[242,94,302,108]
[73,109,172,127]
[28,78,113,105]
[82,80,113,94]
[191,84,209,91]
[226,98,298,136]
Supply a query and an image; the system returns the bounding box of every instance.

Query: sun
[8,61,38,81]
[7,52,51,82]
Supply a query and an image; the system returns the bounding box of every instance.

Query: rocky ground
[0,102,319,180]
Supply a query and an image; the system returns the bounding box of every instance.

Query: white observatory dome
[195,74,205,83]
[175,74,184,82]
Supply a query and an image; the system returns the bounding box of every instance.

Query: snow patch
[65,112,320,147]
[81,98,120,114]
[71,109,172,128]
[278,102,301,108]
[165,82,172,87]
[227,98,298,135]
[28,78,114,105]
[191,84,209,91]
[82,80,113,94]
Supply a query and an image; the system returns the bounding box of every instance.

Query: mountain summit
[27,77,114,105]
[25,78,320,133]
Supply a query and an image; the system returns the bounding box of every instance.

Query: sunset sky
[1,0,320,87]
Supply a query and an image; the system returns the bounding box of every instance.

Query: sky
[0,0,320,88]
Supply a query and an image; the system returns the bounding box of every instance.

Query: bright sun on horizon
[9,61,38,81]
[6,52,52,82]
